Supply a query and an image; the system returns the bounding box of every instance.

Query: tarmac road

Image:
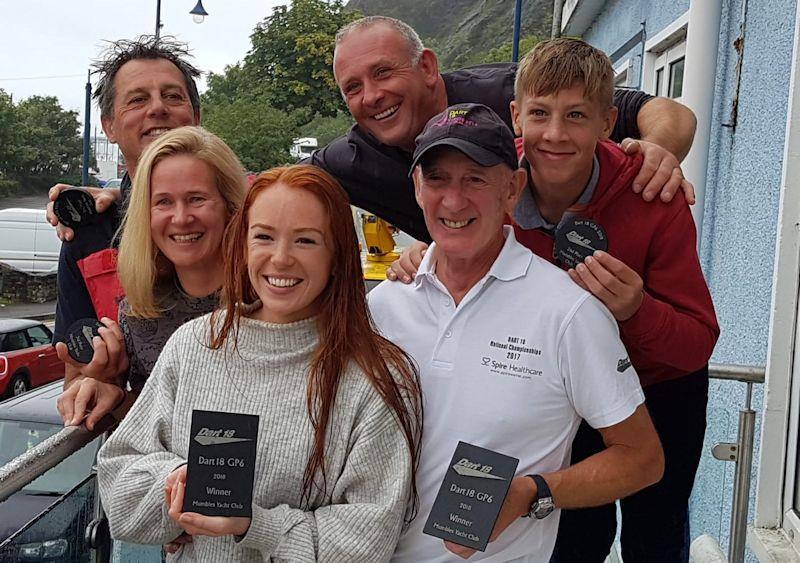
[0,193,51,211]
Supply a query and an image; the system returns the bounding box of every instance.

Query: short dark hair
[92,35,201,119]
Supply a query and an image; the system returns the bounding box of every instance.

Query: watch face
[533,497,555,519]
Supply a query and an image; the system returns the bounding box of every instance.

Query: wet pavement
[0,300,55,321]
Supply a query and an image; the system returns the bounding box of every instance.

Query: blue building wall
[579,0,797,556]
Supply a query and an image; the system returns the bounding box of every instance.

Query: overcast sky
[0,0,287,133]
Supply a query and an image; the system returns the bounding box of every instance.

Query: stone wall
[0,263,57,303]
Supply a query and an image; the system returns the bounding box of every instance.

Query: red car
[0,319,64,398]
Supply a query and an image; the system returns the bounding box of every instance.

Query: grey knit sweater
[97,313,412,562]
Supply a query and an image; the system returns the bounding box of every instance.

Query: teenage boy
[509,39,719,563]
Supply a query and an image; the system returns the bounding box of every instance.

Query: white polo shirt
[368,227,644,563]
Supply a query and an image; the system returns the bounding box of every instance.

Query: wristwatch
[523,474,555,519]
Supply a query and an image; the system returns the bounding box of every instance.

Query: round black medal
[53,188,97,228]
[554,217,608,269]
[65,318,104,364]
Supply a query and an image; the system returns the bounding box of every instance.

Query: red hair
[211,164,422,515]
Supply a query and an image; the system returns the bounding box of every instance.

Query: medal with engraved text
[554,217,608,269]
[65,318,104,364]
[53,188,97,229]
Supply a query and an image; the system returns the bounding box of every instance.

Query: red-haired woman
[97,164,422,562]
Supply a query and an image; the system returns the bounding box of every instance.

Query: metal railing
[0,413,114,504]
[0,412,116,563]
[708,362,766,563]
[0,363,767,563]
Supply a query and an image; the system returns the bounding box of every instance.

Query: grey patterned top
[119,280,218,393]
[97,314,412,562]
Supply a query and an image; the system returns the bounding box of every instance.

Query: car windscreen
[0,420,99,496]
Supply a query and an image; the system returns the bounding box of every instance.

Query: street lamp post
[190,1,209,24]
[82,71,91,186]
[155,0,208,38]
[155,0,163,38]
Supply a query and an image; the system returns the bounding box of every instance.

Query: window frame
[0,330,31,353]
[747,5,800,556]
[641,11,688,97]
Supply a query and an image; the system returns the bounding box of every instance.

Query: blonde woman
[57,126,248,430]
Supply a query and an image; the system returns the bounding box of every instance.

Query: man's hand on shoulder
[387,241,428,283]
[620,139,696,205]
[47,184,121,241]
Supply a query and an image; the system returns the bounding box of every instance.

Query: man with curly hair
[52,36,200,367]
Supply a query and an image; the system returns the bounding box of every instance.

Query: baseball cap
[409,103,518,175]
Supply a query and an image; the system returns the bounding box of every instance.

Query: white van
[0,209,61,275]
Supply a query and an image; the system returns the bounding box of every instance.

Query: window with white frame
[648,40,686,102]
[641,13,688,101]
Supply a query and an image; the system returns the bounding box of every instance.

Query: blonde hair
[117,126,247,318]
[515,38,614,109]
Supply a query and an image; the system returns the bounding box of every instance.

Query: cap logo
[433,108,478,128]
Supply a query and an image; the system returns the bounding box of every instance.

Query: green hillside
[345,0,553,69]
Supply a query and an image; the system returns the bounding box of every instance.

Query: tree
[203,63,255,108]
[0,95,82,191]
[202,99,299,172]
[481,36,542,65]
[205,0,360,126]
[298,111,354,148]
[0,90,17,174]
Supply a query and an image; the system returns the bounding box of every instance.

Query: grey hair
[92,35,201,119]
[335,16,424,65]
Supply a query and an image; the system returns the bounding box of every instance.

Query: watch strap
[522,474,554,519]
[528,474,552,501]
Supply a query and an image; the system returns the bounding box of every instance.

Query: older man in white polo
[368,103,664,563]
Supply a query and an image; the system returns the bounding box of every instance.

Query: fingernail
[403,276,411,283]
[633,183,641,192]
[585,256,593,264]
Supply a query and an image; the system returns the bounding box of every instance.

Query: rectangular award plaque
[182,410,259,517]
[423,441,519,552]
